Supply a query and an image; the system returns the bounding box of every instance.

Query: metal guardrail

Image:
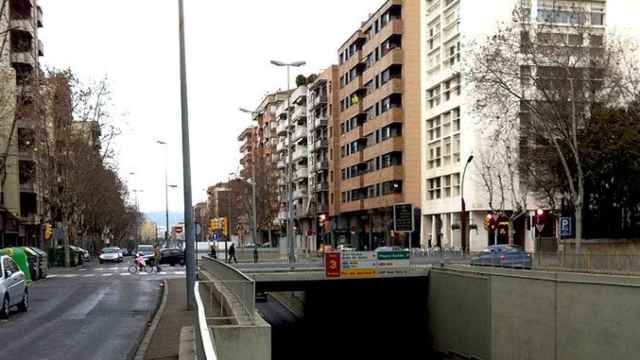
[200,257,256,322]
[195,281,217,360]
[533,252,640,275]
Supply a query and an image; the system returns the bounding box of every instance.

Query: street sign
[393,203,414,233]
[560,217,572,237]
[325,252,341,278]
[341,251,377,277]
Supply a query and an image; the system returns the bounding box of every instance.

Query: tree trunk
[63,223,71,267]
[575,178,584,254]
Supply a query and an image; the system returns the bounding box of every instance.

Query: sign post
[393,203,414,254]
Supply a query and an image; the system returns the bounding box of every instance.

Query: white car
[99,247,123,263]
[0,255,29,319]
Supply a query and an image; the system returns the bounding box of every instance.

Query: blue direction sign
[560,217,572,237]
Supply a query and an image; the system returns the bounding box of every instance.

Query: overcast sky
[39,0,639,214]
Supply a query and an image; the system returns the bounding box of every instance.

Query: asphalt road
[0,262,163,360]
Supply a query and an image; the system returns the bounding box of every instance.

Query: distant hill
[144,211,184,228]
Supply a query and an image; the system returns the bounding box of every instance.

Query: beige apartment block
[331,0,422,250]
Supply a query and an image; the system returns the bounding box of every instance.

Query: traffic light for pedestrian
[44,223,53,240]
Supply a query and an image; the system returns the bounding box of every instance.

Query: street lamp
[270,59,306,264]
[460,155,474,255]
[156,140,169,246]
[239,107,259,250]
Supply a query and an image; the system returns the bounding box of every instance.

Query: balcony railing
[11,51,35,67]
[294,167,308,180]
[312,160,329,172]
[10,19,34,34]
[313,138,328,151]
[292,147,308,161]
[311,94,328,109]
[276,121,288,136]
[313,182,329,192]
[313,114,328,128]
[277,160,286,169]
[293,126,307,142]
[292,106,307,121]
[293,189,308,199]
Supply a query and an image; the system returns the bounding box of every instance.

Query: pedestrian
[253,246,259,263]
[154,245,161,272]
[210,244,217,259]
[228,243,238,264]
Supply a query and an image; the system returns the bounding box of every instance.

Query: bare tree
[469,2,640,252]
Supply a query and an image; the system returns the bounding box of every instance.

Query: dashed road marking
[83,274,95,278]
[102,273,113,277]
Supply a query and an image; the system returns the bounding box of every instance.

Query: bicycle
[128,261,157,274]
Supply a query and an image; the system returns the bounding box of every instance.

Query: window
[427,86,441,109]
[428,177,442,199]
[427,116,441,141]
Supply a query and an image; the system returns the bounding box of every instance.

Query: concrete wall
[212,319,271,360]
[429,266,640,360]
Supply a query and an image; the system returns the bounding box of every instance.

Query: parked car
[0,255,29,319]
[28,247,48,279]
[22,247,41,281]
[135,245,155,261]
[99,247,123,264]
[159,248,185,266]
[70,246,90,263]
[470,245,532,269]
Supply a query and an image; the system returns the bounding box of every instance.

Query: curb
[132,279,169,360]
[269,292,304,319]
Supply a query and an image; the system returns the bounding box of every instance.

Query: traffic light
[484,212,497,231]
[44,223,53,241]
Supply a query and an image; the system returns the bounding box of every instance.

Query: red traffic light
[536,209,544,216]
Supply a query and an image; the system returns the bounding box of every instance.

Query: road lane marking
[102,273,113,277]
[159,272,167,275]
[83,274,95,277]
[120,273,131,276]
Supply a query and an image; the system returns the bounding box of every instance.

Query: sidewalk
[144,278,194,360]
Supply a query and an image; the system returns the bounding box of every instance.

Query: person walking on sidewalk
[154,245,162,272]
[228,243,238,264]
[253,246,259,263]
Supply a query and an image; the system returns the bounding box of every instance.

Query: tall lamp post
[177,0,196,310]
[167,184,178,247]
[460,155,474,255]
[270,59,305,264]
[239,108,259,249]
[156,140,169,245]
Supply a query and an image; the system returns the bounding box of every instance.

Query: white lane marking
[102,273,113,277]
[159,272,168,275]
[48,274,58,278]
[95,268,104,271]
[83,274,95,277]
[174,271,185,275]
[64,287,110,320]
[120,273,131,276]
[79,268,89,271]
[59,274,77,278]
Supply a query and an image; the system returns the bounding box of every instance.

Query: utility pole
[177,0,195,310]
[270,60,305,264]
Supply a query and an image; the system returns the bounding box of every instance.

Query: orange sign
[325,252,340,278]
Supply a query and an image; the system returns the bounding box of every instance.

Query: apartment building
[421,0,607,251]
[307,66,338,246]
[331,0,422,250]
[0,0,46,246]
[238,126,257,179]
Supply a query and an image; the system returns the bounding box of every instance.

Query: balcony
[293,189,308,200]
[313,138,328,151]
[313,114,328,129]
[293,126,307,142]
[10,19,34,35]
[277,160,286,169]
[276,140,288,153]
[37,40,43,56]
[292,147,308,162]
[37,6,43,27]
[310,94,328,110]
[313,182,329,193]
[11,50,35,67]
[294,167,309,180]
[312,160,329,172]
[292,106,307,121]
[276,120,288,136]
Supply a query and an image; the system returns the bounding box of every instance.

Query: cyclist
[135,252,146,272]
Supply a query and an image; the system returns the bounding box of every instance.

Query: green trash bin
[0,247,32,283]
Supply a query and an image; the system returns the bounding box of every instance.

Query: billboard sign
[324,252,341,278]
[393,204,414,233]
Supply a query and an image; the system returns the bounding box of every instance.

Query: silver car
[0,255,29,319]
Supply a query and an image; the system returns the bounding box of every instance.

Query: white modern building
[420,0,607,252]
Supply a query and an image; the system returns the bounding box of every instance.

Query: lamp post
[156,140,169,246]
[270,59,306,264]
[226,172,236,263]
[460,155,474,255]
[239,108,259,249]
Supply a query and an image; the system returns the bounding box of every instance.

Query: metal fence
[199,257,256,322]
[533,252,640,275]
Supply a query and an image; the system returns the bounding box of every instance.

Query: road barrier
[534,252,640,275]
[199,257,256,322]
[194,281,218,360]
